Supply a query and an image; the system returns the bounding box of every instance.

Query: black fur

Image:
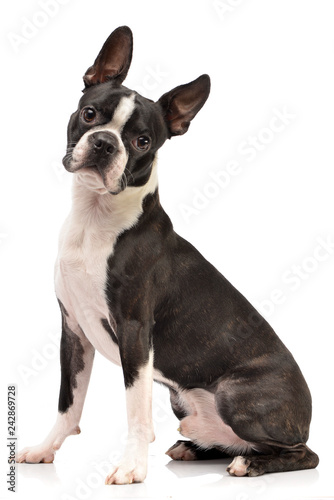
[58,300,85,413]
[101,318,118,345]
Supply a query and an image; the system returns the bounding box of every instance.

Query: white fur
[125,349,155,443]
[175,388,252,455]
[153,368,179,389]
[105,351,155,484]
[109,94,136,131]
[227,456,250,476]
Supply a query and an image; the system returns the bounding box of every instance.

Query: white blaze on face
[72,94,136,193]
[109,94,136,132]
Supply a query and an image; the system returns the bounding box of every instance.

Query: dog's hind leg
[227,443,319,476]
[215,365,319,476]
[165,388,237,461]
[17,301,95,464]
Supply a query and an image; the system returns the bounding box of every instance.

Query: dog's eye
[132,136,151,152]
[82,107,96,123]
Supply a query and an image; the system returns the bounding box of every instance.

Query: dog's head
[63,26,210,194]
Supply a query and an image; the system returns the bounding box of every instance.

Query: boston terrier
[18,26,319,484]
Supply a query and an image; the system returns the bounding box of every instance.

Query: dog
[18,26,319,484]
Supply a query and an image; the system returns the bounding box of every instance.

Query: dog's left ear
[158,74,210,137]
[83,26,133,88]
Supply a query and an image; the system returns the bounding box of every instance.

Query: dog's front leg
[105,320,154,485]
[18,301,95,463]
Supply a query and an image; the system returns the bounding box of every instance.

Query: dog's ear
[157,75,210,137]
[83,26,133,88]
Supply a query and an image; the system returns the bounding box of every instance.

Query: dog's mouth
[75,166,110,194]
[62,149,96,173]
[62,151,125,195]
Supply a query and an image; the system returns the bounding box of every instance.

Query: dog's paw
[227,456,251,477]
[105,460,147,485]
[17,445,55,464]
[165,441,197,461]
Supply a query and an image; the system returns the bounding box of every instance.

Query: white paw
[227,456,250,477]
[17,445,55,464]
[165,441,197,461]
[105,459,147,485]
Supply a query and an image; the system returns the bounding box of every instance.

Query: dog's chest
[54,206,121,364]
[54,171,157,363]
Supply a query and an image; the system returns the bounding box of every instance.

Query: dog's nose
[91,131,118,157]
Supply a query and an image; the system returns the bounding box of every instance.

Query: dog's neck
[69,159,159,237]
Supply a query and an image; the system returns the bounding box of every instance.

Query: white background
[1,0,334,499]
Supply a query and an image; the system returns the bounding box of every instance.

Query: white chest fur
[54,164,158,364]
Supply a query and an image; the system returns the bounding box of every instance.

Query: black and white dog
[18,26,319,484]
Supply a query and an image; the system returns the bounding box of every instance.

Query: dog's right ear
[83,26,133,88]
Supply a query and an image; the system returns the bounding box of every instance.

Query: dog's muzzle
[62,129,127,194]
[63,130,120,173]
